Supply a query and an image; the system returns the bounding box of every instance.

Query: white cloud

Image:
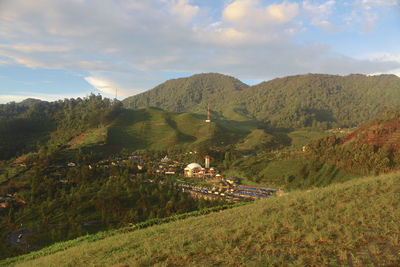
[351,0,400,32]
[366,53,400,77]
[84,71,164,98]
[302,0,336,31]
[85,77,116,96]
[84,75,137,98]
[0,44,70,53]
[267,2,299,23]
[223,0,299,27]
[369,68,400,77]
[169,0,199,22]
[0,95,35,104]
[0,59,11,65]
[358,0,400,8]
[0,0,398,97]
[0,92,90,104]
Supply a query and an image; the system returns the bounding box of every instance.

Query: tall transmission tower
[205,103,211,122]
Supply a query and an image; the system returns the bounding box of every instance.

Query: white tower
[205,155,210,169]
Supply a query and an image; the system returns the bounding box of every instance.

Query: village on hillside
[0,104,281,211]
[0,150,280,211]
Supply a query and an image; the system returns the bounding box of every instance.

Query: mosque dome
[186,163,202,170]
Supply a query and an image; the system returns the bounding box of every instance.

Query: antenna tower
[205,103,211,122]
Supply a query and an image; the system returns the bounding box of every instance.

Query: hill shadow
[165,117,196,143]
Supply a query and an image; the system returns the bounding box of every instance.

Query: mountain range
[123,73,400,128]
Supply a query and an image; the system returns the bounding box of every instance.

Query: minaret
[205,155,210,169]
[205,103,211,122]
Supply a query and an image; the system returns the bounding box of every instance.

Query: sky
[0,0,399,103]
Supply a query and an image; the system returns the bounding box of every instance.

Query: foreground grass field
[3,172,400,266]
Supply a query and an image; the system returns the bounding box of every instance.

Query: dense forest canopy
[0,94,122,160]
[123,73,400,129]
[123,73,248,118]
[308,110,400,175]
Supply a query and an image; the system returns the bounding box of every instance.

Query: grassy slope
[286,129,331,150]
[68,126,108,149]
[95,108,344,163]
[5,172,400,266]
[227,155,359,189]
[226,129,355,188]
[66,107,241,154]
[235,129,277,151]
[105,108,237,151]
[261,159,360,189]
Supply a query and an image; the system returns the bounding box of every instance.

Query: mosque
[184,155,218,178]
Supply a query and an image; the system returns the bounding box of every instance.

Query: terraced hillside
[3,172,400,266]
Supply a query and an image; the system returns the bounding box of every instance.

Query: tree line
[0,94,122,160]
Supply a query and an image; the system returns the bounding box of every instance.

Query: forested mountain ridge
[0,95,122,160]
[245,74,400,128]
[123,73,400,128]
[123,73,249,120]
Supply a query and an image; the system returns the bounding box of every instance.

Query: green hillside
[308,110,400,176]
[244,73,400,128]
[225,153,359,189]
[123,73,249,121]
[227,111,400,190]
[0,94,122,160]
[103,107,241,153]
[4,172,400,266]
[0,97,242,160]
[123,73,400,128]
[235,129,278,151]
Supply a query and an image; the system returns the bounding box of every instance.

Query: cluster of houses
[67,155,144,170]
[62,152,279,202]
[155,156,182,175]
[88,153,225,180]
[178,178,279,202]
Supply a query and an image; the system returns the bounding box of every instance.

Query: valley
[2,1,399,265]
[0,73,399,265]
